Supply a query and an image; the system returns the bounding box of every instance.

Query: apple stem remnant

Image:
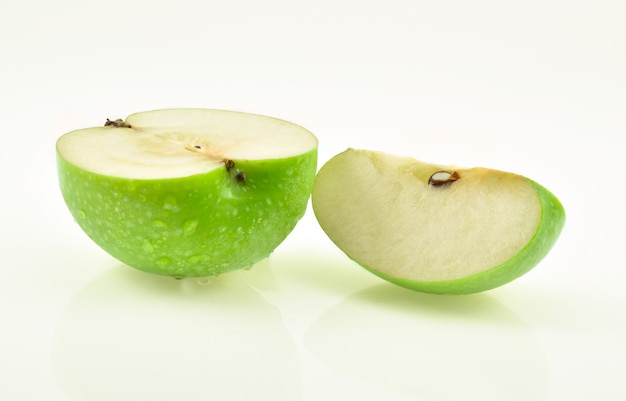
[104,118,132,128]
[429,171,460,187]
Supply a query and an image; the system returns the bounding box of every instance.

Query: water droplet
[188,254,206,264]
[152,219,168,229]
[78,209,87,219]
[163,196,179,211]
[156,257,171,267]
[265,198,272,205]
[142,239,154,253]
[183,219,199,236]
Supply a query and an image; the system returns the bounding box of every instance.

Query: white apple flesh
[57,109,318,278]
[312,149,565,294]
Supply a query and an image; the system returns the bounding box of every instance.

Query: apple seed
[428,171,460,186]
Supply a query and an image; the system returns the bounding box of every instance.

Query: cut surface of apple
[312,149,565,294]
[57,109,318,278]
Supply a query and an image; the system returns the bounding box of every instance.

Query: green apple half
[56,108,318,278]
[312,149,565,294]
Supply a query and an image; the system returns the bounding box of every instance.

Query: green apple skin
[57,150,317,278]
[354,179,565,295]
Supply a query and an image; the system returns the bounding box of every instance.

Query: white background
[1,0,625,400]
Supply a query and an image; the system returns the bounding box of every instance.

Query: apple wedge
[312,149,565,294]
[57,108,318,278]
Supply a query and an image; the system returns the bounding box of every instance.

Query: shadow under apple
[304,283,549,401]
[51,262,301,401]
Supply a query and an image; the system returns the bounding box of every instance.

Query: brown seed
[428,171,460,186]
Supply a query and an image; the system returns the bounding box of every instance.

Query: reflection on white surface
[305,283,547,401]
[51,262,300,401]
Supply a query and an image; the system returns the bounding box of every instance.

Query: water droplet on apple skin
[152,219,168,229]
[162,196,180,212]
[183,220,199,236]
[156,257,171,267]
[142,239,154,253]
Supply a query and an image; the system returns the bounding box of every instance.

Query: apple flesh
[312,149,565,294]
[56,109,318,278]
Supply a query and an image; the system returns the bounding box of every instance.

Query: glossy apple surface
[312,149,565,294]
[57,109,318,278]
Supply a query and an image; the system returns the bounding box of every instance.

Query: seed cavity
[429,171,460,186]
